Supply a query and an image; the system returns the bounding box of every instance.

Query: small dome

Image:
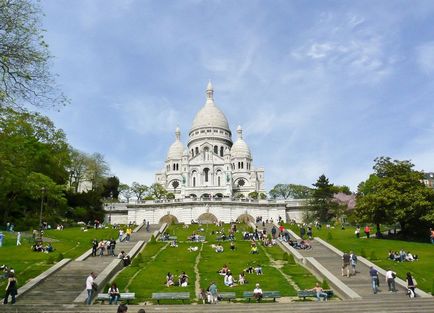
[231,126,251,158]
[167,128,184,159]
[190,82,230,132]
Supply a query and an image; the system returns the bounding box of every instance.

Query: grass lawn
[0,227,118,291]
[287,224,434,294]
[114,223,317,303]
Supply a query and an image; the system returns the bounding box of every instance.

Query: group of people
[31,241,54,253]
[91,238,117,257]
[341,251,358,277]
[388,250,418,262]
[165,271,189,287]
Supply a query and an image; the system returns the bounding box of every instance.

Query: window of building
[218,176,221,186]
[195,147,199,155]
[214,146,218,154]
[193,177,196,187]
[220,146,224,156]
[238,179,245,186]
[204,168,210,182]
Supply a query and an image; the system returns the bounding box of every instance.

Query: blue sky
[40,0,434,191]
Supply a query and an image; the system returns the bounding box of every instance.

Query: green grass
[287,224,434,293]
[114,223,315,303]
[0,227,118,291]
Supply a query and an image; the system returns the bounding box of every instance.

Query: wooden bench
[243,291,281,302]
[218,292,236,302]
[152,292,190,304]
[297,290,334,300]
[96,292,135,304]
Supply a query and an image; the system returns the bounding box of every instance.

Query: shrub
[322,279,330,289]
[360,248,367,258]
[56,253,64,262]
[46,255,54,264]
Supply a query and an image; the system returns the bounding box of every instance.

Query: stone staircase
[3,297,434,313]
[17,226,157,305]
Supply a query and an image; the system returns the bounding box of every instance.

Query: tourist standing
[307,226,313,240]
[208,281,218,304]
[364,225,371,238]
[3,272,18,304]
[406,272,417,298]
[349,251,357,276]
[119,229,124,242]
[355,226,360,238]
[369,266,379,294]
[385,269,397,292]
[341,252,350,277]
[126,227,132,241]
[86,272,96,305]
[109,238,116,256]
[430,228,434,244]
[300,225,306,239]
[16,232,21,246]
[91,239,98,257]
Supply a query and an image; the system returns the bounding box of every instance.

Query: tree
[332,185,352,195]
[0,107,70,226]
[269,183,312,199]
[0,0,67,109]
[131,182,148,202]
[248,191,259,199]
[86,153,109,192]
[67,148,90,193]
[102,176,120,199]
[310,175,338,223]
[355,157,434,237]
[118,183,133,203]
[148,183,168,200]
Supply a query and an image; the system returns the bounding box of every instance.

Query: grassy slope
[288,224,434,293]
[114,223,316,303]
[0,227,118,291]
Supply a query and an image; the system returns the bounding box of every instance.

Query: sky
[39,0,434,192]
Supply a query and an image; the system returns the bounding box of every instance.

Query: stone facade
[155,82,265,198]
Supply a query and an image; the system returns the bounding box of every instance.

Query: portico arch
[197,213,218,224]
[159,214,179,224]
[236,213,254,223]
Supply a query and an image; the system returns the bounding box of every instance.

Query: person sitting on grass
[218,264,230,275]
[255,265,263,275]
[310,282,328,301]
[224,271,236,287]
[188,246,198,252]
[170,240,178,248]
[245,266,254,274]
[250,245,258,254]
[230,241,236,251]
[166,272,174,287]
[238,272,247,285]
[179,272,189,287]
[215,244,224,253]
[253,283,263,302]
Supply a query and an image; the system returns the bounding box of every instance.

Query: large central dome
[190,81,230,133]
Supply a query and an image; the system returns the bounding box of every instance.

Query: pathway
[17,225,157,305]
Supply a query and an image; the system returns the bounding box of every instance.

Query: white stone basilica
[106,83,306,225]
[155,82,265,199]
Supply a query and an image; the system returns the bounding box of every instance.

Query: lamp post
[39,187,46,236]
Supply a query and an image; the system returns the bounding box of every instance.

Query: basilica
[155,82,265,199]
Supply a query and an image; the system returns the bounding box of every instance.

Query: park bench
[297,290,334,300]
[96,292,135,304]
[218,292,236,302]
[243,291,281,302]
[159,236,177,241]
[152,292,190,304]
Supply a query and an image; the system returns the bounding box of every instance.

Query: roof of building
[231,125,251,158]
[167,127,184,159]
[190,81,230,133]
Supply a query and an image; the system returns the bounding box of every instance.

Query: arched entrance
[159,214,179,224]
[201,193,211,199]
[197,213,218,224]
[236,213,254,223]
[214,193,223,198]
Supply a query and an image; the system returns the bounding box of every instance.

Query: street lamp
[109,192,113,225]
[39,187,46,236]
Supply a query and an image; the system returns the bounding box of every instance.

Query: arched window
[195,147,199,155]
[191,149,194,156]
[238,162,240,169]
[214,146,218,154]
[193,177,196,187]
[204,168,209,182]
[220,146,224,157]
[173,164,175,170]
[241,162,244,169]
[218,176,221,186]
[176,164,179,171]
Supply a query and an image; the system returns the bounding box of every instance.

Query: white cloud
[416,42,434,74]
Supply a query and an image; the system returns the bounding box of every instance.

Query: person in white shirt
[253,283,263,302]
[385,269,397,292]
[86,272,96,305]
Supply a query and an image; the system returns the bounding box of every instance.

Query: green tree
[248,191,259,199]
[355,157,434,237]
[131,182,148,202]
[119,183,133,202]
[0,0,67,109]
[310,175,338,223]
[0,107,70,226]
[102,176,120,199]
[332,185,352,195]
[86,153,109,192]
[269,184,312,199]
[148,183,168,200]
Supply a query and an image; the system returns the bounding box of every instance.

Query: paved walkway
[18,225,156,305]
[258,223,407,299]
